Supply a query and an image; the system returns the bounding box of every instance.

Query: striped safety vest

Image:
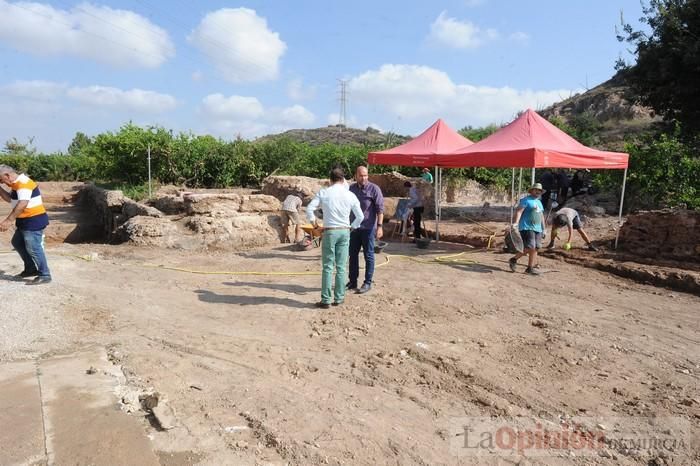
[10,174,49,231]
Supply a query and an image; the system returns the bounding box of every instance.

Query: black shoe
[587,244,598,252]
[524,267,541,276]
[508,257,518,272]
[315,302,330,309]
[27,276,52,285]
[332,301,343,307]
[346,282,357,290]
[357,283,372,294]
[16,270,39,278]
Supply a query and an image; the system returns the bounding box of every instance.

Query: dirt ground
[1,184,698,465]
[1,237,698,465]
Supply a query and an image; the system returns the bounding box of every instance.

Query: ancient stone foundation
[80,185,283,250]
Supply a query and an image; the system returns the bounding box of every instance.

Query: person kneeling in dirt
[280,193,303,243]
[547,207,598,252]
[509,183,546,275]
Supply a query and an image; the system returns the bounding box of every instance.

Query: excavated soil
[1,185,698,464]
[1,241,698,465]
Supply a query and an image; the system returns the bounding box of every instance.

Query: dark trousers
[541,190,552,210]
[349,228,375,286]
[413,207,424,238]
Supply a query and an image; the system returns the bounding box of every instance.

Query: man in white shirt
[306,168,364,309]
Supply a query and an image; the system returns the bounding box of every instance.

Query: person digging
[546,207,598,252]
[509,183,546,275]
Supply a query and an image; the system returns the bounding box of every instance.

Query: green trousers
[320,229,350,304]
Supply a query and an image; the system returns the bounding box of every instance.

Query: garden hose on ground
[1,249,480,276]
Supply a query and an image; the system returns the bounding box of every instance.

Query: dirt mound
[540,73,661,150]
[619,208,700,261]
[255,125,410,147]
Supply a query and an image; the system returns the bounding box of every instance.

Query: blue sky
[0,0,644,152]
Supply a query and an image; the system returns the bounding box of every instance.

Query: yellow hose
[0,248,479,276]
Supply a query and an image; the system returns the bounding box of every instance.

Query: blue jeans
[11,228,51,278]
[349,228,375,286]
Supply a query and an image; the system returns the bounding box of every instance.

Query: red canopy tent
[368,118,473,166]
[437,109,629,169]
[437,109,630,247]
[368,119,473,240]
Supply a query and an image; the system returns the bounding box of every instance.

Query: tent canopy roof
[437,109,629,169]
[368,119,473,167]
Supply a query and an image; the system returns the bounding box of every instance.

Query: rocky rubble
[261,176,327,203]
[79,185,284,249]
[619,208,700,261]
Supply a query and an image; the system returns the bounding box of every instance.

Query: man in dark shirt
[556,169,571,206]
[348,166,384,294]
[539,169,555,211]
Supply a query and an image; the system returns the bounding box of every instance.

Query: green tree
[3,137,37,156]
[547,113,602,146]
[458,124,500,142]
[67,132,93,156]
[616,0,700,140]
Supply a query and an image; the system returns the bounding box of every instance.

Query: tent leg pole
[510,168,515,224]
[437,167,442,242]
[518,168,523,199]
[614,168,628,250]
[434,166,439,242]
[531,167,536,186]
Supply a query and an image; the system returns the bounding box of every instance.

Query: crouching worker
[280,193,303,243]
[0,164,52,284]
[306,167,364,309]
[547,207,598,252]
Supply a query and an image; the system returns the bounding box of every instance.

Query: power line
[8,1,171,67]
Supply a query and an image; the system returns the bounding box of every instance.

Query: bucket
[374,240,388,254]
[416,238,431,249]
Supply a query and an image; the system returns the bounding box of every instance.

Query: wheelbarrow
[299,224,323,249]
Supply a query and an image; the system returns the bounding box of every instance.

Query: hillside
[540,73,661,150]
[254,124,410,147]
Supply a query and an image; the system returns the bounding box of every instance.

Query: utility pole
[147,144,152,199]
[337,79,348,130]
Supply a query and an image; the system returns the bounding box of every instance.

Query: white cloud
[188,8,286,83]
[66,86,177,113]
[200,94,265,120]
[1,80,67,100]
[0,1,174,68]
[349,64,579,127]
[270,104,316,126]
[428,11,496,49]
[287,78,317,101]
[464,0,487,6]
[509,31,531,43]
[350,65,456,118]
[0,80,179,152]
[200,94,315,138]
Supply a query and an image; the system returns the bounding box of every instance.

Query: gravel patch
[0,260,72,361]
